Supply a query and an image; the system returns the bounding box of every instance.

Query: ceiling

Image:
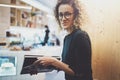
[20,0,57,15]
[36,0,57,9]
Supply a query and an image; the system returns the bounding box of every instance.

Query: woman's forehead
[58,4,74,12]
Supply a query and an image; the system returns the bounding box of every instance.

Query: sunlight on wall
[79,0,120,80]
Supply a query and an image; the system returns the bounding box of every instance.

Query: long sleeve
[63,29,93,80]
[70,31,92,74]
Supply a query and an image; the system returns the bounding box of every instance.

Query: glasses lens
[59,12,73,19]
[64,12,72,18]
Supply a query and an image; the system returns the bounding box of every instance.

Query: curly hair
[54,0,85,29]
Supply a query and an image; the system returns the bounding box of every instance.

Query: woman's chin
[62,26,68,29]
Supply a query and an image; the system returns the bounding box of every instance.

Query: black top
[41,28,50,46]
[44,28,50,43]
[62,29,93,80]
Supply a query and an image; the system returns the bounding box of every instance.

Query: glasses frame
[58,12,74,20]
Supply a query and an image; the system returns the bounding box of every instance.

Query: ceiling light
[0,4,32,10]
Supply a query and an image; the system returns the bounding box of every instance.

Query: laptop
[21,55,60,74]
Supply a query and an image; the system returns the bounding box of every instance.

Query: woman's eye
[65,12,71,16]
[59,13,63,17]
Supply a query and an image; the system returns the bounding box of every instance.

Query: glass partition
[0,56,17,76]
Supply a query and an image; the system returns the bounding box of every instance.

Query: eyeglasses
[58,12,73,20]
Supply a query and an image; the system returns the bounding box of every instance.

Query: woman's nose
[62,15,66,20]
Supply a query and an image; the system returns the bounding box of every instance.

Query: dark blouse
[62,29,93,80]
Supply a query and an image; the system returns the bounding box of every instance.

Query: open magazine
[21,55,60,74]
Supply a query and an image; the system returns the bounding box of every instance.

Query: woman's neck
[66,25,76,34]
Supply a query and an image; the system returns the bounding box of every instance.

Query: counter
[0,46,65,80]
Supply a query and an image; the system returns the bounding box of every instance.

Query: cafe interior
[0,0,120,80]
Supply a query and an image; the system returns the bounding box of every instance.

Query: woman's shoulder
[74,29,89,39]
[74,29,89,38]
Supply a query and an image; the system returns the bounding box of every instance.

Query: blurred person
[41,25,50,46]
[30,0,93,80]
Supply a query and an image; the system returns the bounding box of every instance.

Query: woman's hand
[30,56,74,76]
[34,56,58,66]
[29,56,59,75]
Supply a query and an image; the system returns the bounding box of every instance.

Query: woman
[32,0,93,80]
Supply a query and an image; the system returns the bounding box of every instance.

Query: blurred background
[0,0,120,80]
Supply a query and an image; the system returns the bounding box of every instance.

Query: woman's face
[58,4,74,29]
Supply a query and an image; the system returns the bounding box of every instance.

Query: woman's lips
[62,22,68,25]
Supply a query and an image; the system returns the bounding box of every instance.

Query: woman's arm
[51,58,75,75]
[33,57,75,76]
